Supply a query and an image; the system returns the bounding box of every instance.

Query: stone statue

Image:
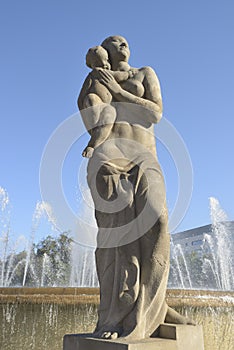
[77,35,194,341]
[79,45,135,158]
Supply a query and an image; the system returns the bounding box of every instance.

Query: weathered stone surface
[76,35,198,340]
[158,324,204,349]
[64,335,176,350]
[63,324,204,350]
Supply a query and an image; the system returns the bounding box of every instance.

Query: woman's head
[101,35,130,67]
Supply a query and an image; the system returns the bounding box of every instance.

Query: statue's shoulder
[139,66,160,87]
[77,73,93,110]
[140,66,157,75]
[82,72,95,91]
[82,72,93,87]
[134,66,158,80]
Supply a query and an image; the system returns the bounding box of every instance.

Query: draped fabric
[87,148,170,339]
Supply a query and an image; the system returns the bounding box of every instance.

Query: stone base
[63,324,204,350]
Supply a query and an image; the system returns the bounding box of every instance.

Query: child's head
[86,46,111,70]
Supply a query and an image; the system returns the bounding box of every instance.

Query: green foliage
[33,232,72,286]
[168,250,217,289]
[1,232,72,287]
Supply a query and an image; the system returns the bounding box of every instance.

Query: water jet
[1,189,233,349]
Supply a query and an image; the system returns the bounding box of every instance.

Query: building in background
[171,221,234,255]
[169,221,234,289]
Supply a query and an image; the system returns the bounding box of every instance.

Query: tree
[34,232,72,286]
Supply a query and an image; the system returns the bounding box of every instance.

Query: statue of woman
[78,35,193,341]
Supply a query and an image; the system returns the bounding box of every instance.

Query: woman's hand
[95,69,122,95]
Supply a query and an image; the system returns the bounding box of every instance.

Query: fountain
[0,187,233,349]
[169,197,234,291]
[204,197,234,290]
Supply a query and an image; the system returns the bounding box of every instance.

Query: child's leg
[82,104,116,158]
[83,93,103,132]
[87,104,116,148]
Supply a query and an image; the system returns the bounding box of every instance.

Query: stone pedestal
[63,324,204,350]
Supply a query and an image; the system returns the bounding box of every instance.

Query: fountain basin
[0,288,233,350]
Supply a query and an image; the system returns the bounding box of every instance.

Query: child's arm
[110,70,134,83]
[90,68,134,83]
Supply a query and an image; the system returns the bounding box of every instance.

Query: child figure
[79,46,134,158]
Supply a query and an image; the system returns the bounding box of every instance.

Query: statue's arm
[77,75,94,134]
[96,67,162,123]
[110,70,130,83]
[91,68,130,83]
[77,74,92,111]
[142,67,163,122]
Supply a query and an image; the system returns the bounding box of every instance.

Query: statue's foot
[82,146,94,158]
[165,306,196,326]
[101,331,119,339]
[93,328,120,340]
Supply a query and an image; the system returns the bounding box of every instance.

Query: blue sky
[1,1,234,244]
